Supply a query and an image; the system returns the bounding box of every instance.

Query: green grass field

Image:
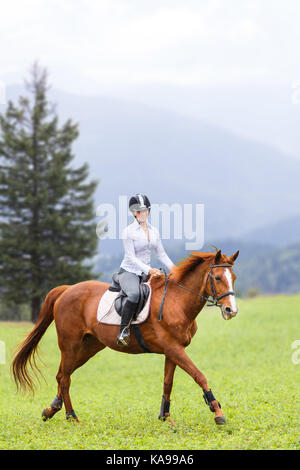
[0,294,299,450]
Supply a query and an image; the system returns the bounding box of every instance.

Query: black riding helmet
[129,194,151,214]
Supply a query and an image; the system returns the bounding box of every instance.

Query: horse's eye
[215,276,221,281]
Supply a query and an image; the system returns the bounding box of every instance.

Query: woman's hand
[149,268,162,277]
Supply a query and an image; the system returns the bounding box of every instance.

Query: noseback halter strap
[158,263,235,321]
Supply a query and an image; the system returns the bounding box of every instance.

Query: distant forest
[1,238,299,321]
[93,239,300,297]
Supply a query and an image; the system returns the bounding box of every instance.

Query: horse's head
[169,248,240,321]
[205,249,239,320]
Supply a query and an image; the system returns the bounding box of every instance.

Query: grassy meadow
[0,294,299,450]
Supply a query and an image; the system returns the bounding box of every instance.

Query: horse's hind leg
[42,364,63,421]
[42,334,105,422]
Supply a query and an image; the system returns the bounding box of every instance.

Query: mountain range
[3,84,300,255]
[2,84,300,296]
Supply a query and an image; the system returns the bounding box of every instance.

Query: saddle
[108,272,150,320]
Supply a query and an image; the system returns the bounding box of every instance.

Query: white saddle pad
[97,282,152,325]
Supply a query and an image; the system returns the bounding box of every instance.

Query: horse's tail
[12,285,70,394]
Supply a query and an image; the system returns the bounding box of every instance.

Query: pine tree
[0,61,101,322]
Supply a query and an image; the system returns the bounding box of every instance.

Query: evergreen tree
[0,61,101,322]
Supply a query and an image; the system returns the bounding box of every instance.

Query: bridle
[158,263,235,321]
[203,263,235,305]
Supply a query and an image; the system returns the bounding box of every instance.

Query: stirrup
[117,327,130,346]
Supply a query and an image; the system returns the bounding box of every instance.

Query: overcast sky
[1,0,300,157]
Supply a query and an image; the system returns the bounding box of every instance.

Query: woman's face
[135,209,149,224]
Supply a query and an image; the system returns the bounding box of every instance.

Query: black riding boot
[117,298,138,346]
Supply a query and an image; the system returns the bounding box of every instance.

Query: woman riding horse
[117,193,175,346]
[12,195,239,425]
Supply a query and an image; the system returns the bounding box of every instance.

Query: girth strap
[130,324,152,353]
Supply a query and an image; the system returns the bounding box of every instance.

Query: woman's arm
[154,235,175,271]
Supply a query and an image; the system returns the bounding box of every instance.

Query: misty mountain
[240,214,300,246]
[3,85,300,256]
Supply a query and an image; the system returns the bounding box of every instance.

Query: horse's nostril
[225,307,232,314]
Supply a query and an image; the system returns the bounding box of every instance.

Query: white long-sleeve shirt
[120,217,175,275]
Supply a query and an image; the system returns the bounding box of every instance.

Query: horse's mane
[151,251,218,290]
[172,251,215,281]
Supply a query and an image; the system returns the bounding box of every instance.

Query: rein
[157,263,235,321]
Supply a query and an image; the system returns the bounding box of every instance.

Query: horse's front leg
[165,345,226,425]
[158,356,176,426]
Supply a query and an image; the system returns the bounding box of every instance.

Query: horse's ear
[214,250,222,264]
[230,250,239,263]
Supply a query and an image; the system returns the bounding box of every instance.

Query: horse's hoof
[215,416,226,425]
[166,416,176,427]
[42,408,50,421]
[66,411,80,423]
[68,417,82,424]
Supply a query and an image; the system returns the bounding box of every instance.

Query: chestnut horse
[12,249,239,426]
